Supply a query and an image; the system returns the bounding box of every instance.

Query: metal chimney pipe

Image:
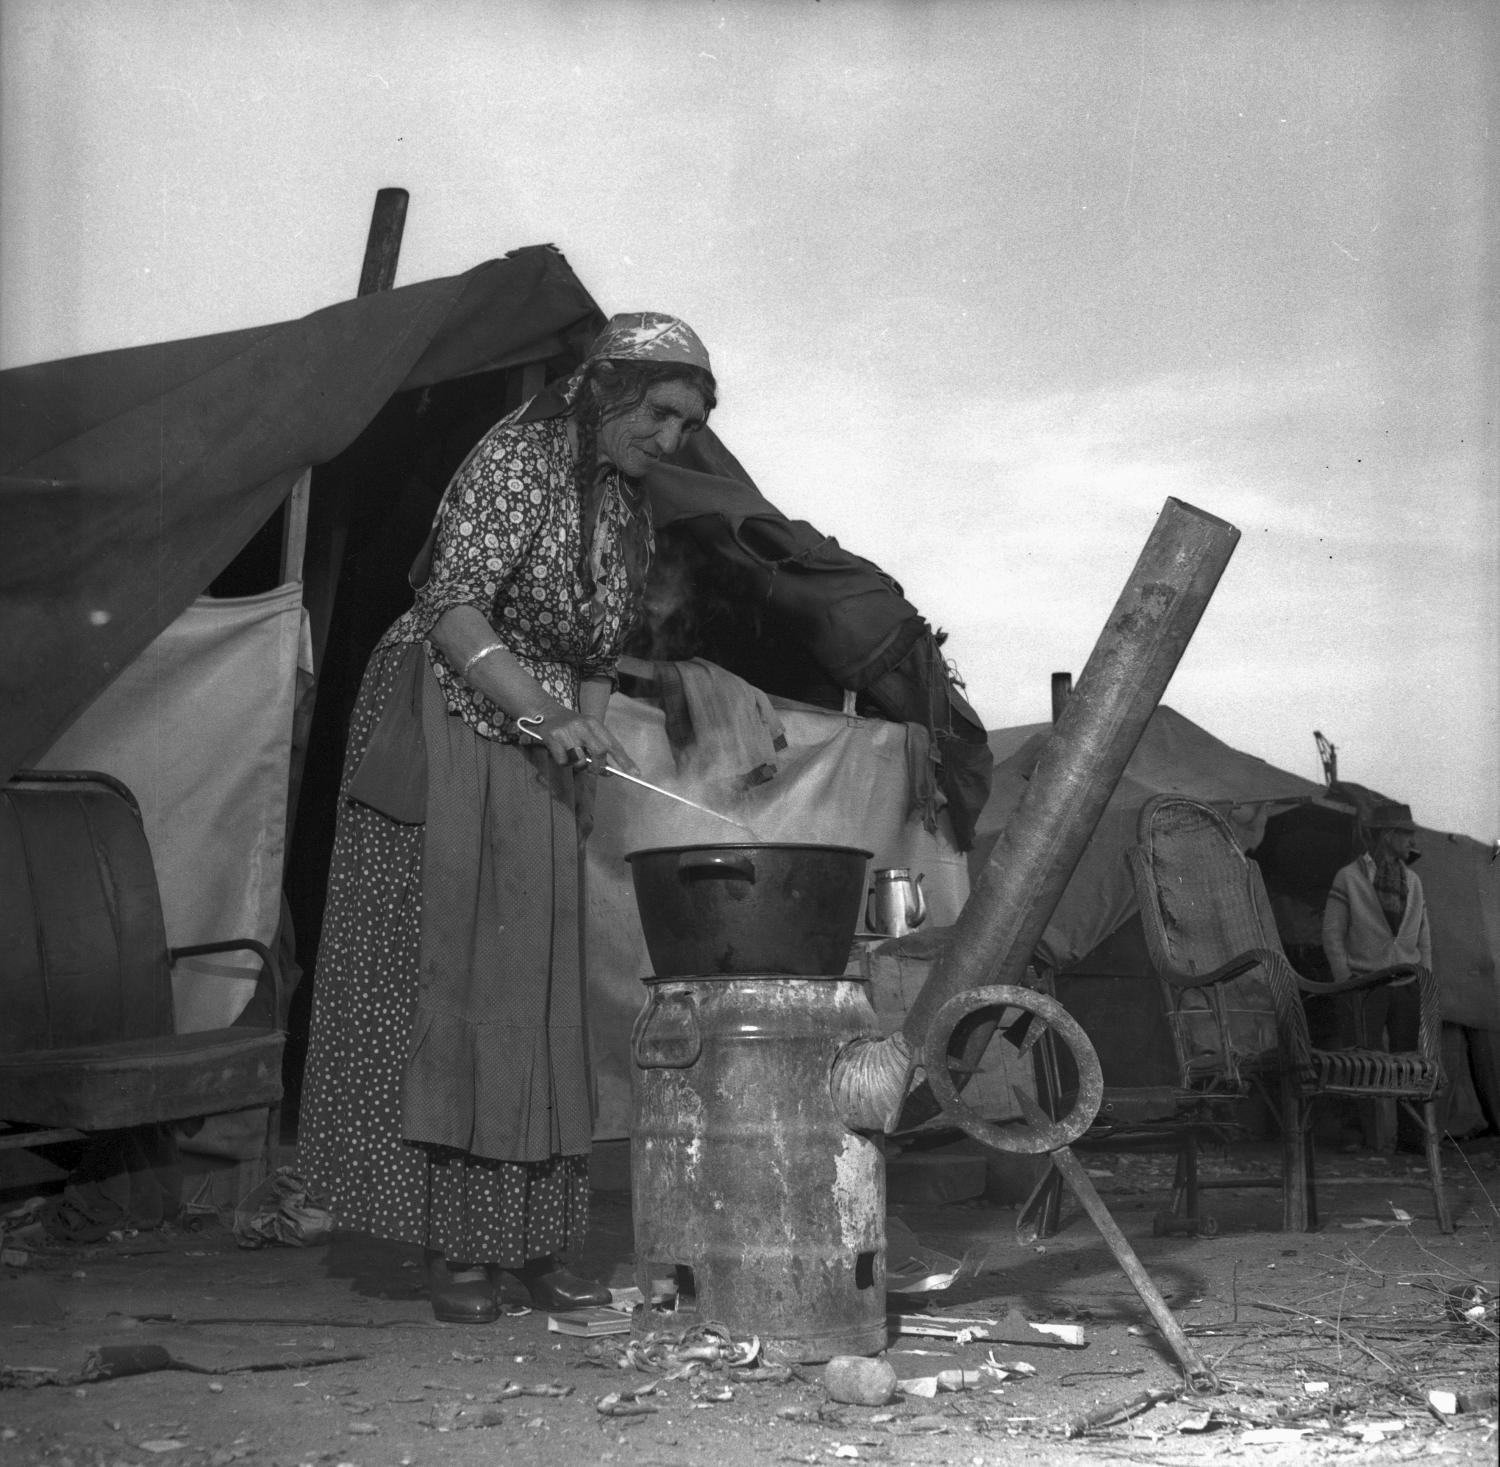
[831,497,1240,1131]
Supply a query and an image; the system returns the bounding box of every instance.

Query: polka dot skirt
[298,646,589,1266]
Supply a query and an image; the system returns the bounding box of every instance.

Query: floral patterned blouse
[379,409,651,743]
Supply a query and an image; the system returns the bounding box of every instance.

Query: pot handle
[676,850,756,882]
[632,989,703,1069]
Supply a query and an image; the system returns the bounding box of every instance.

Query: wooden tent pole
[279,470,311,583]
[283,189,409,839]
[305,187,410,656]
[279,189,408,589]
[358,188,411,297]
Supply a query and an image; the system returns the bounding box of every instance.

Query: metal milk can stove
[630,972,887,1363]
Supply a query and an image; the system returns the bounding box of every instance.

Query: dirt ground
[3,1137,1496,1467]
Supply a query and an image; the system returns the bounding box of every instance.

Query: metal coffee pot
[866,868,927,938]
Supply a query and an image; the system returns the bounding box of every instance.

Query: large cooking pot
[626,842,872,977]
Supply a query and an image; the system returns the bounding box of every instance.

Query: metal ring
[921,984,1103,1154]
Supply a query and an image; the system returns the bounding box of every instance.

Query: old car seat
[0,770,284,1151]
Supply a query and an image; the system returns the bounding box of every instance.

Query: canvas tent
[0,244,988,1146]
[974,704,1500,1130]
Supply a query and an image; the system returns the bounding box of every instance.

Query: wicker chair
[1127,793,1450,1232]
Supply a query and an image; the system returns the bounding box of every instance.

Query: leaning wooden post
[830,497,1241,1131]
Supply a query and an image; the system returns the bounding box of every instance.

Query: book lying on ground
[547,1305,634,1337]
[889,1312,1087,1347]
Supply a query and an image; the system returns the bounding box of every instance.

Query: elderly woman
[300,314,715,1322]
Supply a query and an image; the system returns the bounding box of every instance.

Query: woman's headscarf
[583,312,713,373]
[566,313,712,651]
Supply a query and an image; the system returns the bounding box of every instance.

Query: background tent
[974,704,1500,1133]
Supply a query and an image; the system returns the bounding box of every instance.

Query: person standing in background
[1321,800,1432,1151]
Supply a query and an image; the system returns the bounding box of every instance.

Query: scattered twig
[1062,1387,1178,1439]
[84,1344,367,1380]
[1058,1368,1145,1387]
[1446,1135,1500,1221]
[107,1311,425,1329]
[1244,1299,1401,1374]
[493,1380,572,1399]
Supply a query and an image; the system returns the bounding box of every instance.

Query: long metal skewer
[599,765,749,830]
[517,717,747,832]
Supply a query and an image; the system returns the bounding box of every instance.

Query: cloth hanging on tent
[656,657,786,792]
[37,584,308,1030]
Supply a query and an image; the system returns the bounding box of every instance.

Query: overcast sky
[3,0,1495,838]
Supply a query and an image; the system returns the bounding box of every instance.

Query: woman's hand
[520,707,639,776]
[433,609,638,774]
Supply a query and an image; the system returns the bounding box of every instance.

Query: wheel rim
[921,984,1104,1153]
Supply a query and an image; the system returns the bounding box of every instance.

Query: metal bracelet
[460,640,506,678]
